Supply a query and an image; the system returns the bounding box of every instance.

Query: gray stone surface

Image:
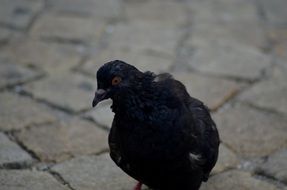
[52,153,137,190]
[0,39,83,74]
[30,13,106,43]
[0,28,11,44]
[173,72,244,110]
[47,0,122,18]
[0,170,69,190]
[84,100,114,128]
[188,0,266,49]
[189,0,259,22]
[256,149,287,184]
[0,0,43,29]
[259,0,287,25]
[213,103,287,157]
[0,132,32,167]
[106,20,182,56]
[189,21,266,50]
[81,47,173,76]
[14,118,108,162]
[124,0,186,25]
[0,58,41,89]
[23,72,95,113]
[0,92,56,131]
[239,66,287,115]
[268,28,287,43]
[188,41,271,80]
[268,28,287,65]
[274,41,287,66]
[201,170,279,190]
[212,144,238,174]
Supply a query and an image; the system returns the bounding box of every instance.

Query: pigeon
[92,60,220,190]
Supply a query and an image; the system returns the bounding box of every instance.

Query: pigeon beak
[92,89,108,107]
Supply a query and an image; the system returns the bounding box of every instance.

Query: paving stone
[52,153,137,190]
[268,28,287,44]
[275,44,287,58]
[84,100,114,128]
[256,149,287,184]
[272,66,287,84]
[47,0,122,18]
[0,28,11,44]
[0,0,43,29]
[107,20,182,56]
[213,103,287,158]
[0,132,32,167]
[0,92,56,131]
[173,72,244,110]
[200,170,279,190]
[259,0,287,25]
[268,28,287,64]
[0,28,21,45]
[0,39,84,74]
[188,0,266,49]
[212,144,238,174]
[124,0,186,25]
[239,66,287,115]
[0,170,69,190]
[30,13,106,44]
[23,72,95,113]
[14,118,108,162]
[189,21,266,50]
[0,58,41,89]
[189,0,259,22]
[188,41,271,80]
[274,41,287,66]
[81,47,173,76]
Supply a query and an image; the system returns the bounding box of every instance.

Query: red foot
[133,182,142,190]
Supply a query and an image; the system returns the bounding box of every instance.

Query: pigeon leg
[134,182,142,190]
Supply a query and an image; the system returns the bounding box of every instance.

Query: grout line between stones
[81,115,110,132]
[253,172,287,189]
[48,170,77,190]
[25,0,47,34]
[236,101,287,118]
[4,131,41,162]
[39,36,89,46]
[14,89,86,115]
[0,132,37,170]
[7,88,110,136]
[212,60,278,114]
[0,71,46,92]
[170,4,193,72]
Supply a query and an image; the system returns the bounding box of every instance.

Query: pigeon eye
[111,76,122,86]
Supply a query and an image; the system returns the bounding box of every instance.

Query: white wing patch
[153,73,172,82]
[189,153,201,161]
[211,124,217,131]
[115,155,122,165]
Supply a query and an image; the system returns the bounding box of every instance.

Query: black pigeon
[92,60,220,190]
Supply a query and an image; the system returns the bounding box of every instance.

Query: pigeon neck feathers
[111,72,188,124]
[111,71,156,117]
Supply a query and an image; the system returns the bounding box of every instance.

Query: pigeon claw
[133,182,142,190]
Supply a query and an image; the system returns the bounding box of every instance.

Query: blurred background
[0,0,286,189]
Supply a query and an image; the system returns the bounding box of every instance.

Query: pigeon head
[92,60,145,107]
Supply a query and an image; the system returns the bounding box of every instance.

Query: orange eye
[111,76,122,86]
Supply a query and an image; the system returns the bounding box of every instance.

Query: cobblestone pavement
[0,0,287,190]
